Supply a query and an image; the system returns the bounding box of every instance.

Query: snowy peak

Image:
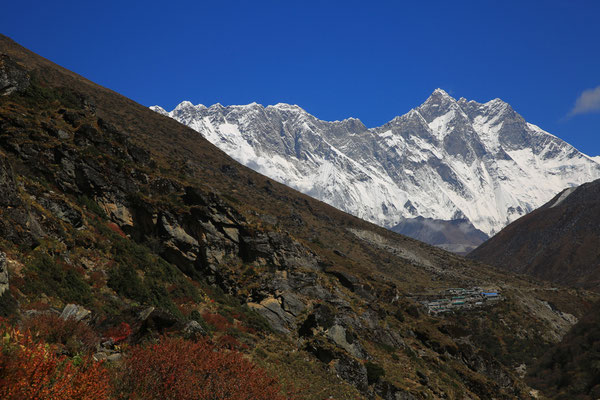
[149,105,168,116]
[418,89,461,122]
[151,91,600,244]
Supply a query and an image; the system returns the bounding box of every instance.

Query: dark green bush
[107,263,149,303]
[77,195,107,218]
[0,291,18,319]
[23,253,92,305]
[365,361,386,385]
[106,234,199,316]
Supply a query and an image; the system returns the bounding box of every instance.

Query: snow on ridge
[151,90,600,237]
[149,105,168,115]
[549,187,577,208]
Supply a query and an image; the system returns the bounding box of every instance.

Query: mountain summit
[152,91,600,249]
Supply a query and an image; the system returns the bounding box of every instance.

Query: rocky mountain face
[152,90,600,251]
[0,34,598,399]
[469,178,600,291]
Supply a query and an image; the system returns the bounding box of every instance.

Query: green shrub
[107,263,148,303]
[0,291,18,319]
[365,361,386,385]
[77,195,107,218]
[106,234,199,316]
[23,253,92,305]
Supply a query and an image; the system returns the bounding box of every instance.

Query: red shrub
[117,336,286,400]
[217,334,248,351]
[0,323,110,400]
[201,311,231,331]
[104,322,132,343]
[23,300,51,311]
[89,270,106,289]
[107,222,126,238]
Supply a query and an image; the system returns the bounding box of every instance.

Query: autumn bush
[217,334,248,351]
[201,311,232,331]
[21,313,100,354]
[0,322,110,400]
[115,336,287,400]
[104,322,132,343]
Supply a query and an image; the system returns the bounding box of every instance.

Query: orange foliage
[0,323,110,400]
[118,336,287,400]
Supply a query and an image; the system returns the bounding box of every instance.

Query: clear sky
[4,1,600,155]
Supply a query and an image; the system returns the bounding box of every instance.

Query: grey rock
[138,306,155,321]
[57,129,71,140]
[0,54,29,96]
[247,297,294,333]
[183,320,207,337]
[60,304,91,322]
[279,291,305,316]
[327,324,366,359]
[222,227,239,243]
[106,353,122,362]
[334,355,369,393]
[0,252,8,296]
[38,197,83,228]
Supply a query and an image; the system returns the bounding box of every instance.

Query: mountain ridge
[151,89,600,244]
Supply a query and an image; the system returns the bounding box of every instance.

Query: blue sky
[4,1,600,155]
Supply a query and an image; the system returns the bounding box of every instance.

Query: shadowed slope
[470,179,600,291]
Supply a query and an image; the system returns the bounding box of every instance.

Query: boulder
[60,304,91,322]
[279,291,305,316]
[334,354,369,393]
[0,252,8,296]
[38,196,83,228]
[106,353,122,362]
[183,320,207,337]
[327,324,366,359]
[101,201,133,229]
[374,380,418,400]
[247,297,295,333]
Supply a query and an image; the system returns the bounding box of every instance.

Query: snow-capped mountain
[151,89,600,243]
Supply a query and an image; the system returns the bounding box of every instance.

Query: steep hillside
[0,34,596,399]
[152,90,600,246]
[528,304,600,399]
[469,179,600,291]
